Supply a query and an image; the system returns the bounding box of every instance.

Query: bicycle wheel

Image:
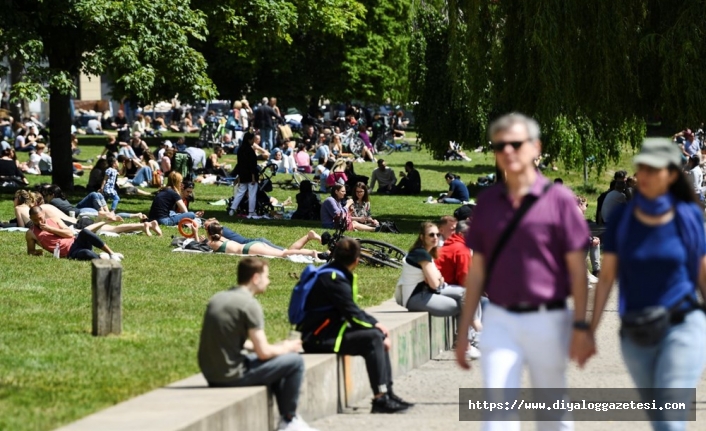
[349,137,365,158]
[357,239,406,269]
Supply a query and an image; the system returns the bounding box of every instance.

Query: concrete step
[55,300,450,431]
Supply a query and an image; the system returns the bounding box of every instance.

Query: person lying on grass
[25,206,124,261]
[193,221,321,258]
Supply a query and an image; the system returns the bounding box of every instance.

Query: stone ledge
[55,300,450,430]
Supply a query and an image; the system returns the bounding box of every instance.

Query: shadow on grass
[413,163,496,178]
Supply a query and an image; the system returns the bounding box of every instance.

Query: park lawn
[0,138,636,431]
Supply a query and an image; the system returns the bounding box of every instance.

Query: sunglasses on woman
[427,232,440,238]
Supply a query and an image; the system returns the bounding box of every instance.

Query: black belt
[501,299,567,313]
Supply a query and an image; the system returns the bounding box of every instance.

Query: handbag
[620,295,702,347]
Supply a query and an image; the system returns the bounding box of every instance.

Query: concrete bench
[54,301,451,431]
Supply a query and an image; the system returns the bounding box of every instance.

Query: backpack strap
[483,182,552,290]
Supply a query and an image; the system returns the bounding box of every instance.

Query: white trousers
[479,303,573,431]
[231,182,258,215]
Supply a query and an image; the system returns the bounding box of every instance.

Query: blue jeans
[129,167,153,186]
[260,127,275,151]
[67,230,105,260]
[440,197,462,204]
[221,227,284,250]
[77,192,107,211]
[620,309,706,430]
[158,212,196,226]
[103,191,120,211]
[209,353,304,421]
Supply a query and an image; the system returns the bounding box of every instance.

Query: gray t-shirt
[197,287,264,383]
[601,190,627,224]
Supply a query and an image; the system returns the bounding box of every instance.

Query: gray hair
[456,220,469,234]
[488,113,541,142]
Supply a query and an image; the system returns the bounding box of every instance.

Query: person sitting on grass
[39,184,122,221]
[321,184,380,232]
[369,159,396,194]
[428,173,469,204]
[25,206,124,261]
[148,171,198,226]
[196,222,320,258]
[197,258,320,431]
[349,182,380,228]
[291,180,322,221]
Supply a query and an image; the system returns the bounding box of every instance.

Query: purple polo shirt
[465,174,589,306]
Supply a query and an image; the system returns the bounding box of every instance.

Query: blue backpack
[288,264,346,325]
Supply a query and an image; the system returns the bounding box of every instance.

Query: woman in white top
[686,155,703,201]
[395,222,465,316]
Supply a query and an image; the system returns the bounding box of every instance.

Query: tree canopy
[1,0,217,190]
[193,0,412,110]
[409,0,705,173]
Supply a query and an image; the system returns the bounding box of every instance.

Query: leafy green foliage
[194,0,411,109]
[408,0,701,176]
[0,0,217,190]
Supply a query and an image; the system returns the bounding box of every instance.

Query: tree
[192,0,412,110]
[409,1,706,174]
[1,0,216,190]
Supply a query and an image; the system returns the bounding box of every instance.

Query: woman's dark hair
[409,222,438,259]
[182,181,195,190]
[297,143,305,152]
[242,132,255,147]
[1,148,11,157]
[325,159,335,170]
[330,184,346,197]
[688,155,700,169]
[207,222,223,241]
[299,180,313,194]
[354,182,370,203]
[94,158,108,170]
[668,164,699,204]
[445,172,457,181]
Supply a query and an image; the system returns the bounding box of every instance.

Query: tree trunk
[8,58,24,121]
[49,90,74,191]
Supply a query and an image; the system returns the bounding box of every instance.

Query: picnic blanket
[0,227,28,232]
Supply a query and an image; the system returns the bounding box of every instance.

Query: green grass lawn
[0,137,638,430]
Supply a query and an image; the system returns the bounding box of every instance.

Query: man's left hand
[569,329,595,368]
[375,323,389,337]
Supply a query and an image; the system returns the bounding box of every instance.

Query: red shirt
[31,218,73,258]
[435,233,471,286]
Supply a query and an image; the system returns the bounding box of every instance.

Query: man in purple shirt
[455,113,594,430]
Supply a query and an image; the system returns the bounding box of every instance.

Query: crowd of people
[3,105,705,431]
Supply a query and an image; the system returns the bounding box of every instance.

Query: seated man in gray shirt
[197,258,318,431]
[369,159,397,194]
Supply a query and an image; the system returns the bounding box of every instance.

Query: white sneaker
[140,181,148,187]
[99,252,110,260]
[424,196,434,204]
[248,214,262,220]
[466,345,481,360]
[587,272,598,285]
[278,416,319,431]
[228,209,235,217]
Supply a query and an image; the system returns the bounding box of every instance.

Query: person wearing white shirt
[686,155,704,201]
[185,144,207,171]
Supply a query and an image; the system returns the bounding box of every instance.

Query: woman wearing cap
[591,139,706,429]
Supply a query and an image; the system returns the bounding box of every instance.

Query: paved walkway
[311,290,706,430]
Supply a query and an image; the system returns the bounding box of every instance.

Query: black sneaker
[388,391,414,407]
[317,252,330,261]
[371,394,409,414]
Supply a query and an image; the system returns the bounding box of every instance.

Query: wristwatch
[572,321,590,331]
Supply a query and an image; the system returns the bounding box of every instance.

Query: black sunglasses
[490,140,526,152]
[427,233,440,238]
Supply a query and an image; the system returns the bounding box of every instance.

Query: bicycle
[373,130,420,155]
[322,217,406,269]
[340,127,365,158]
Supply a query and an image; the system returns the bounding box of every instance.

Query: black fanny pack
[620,295,701,347]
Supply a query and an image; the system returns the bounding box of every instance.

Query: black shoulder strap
[483,183,553,289]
